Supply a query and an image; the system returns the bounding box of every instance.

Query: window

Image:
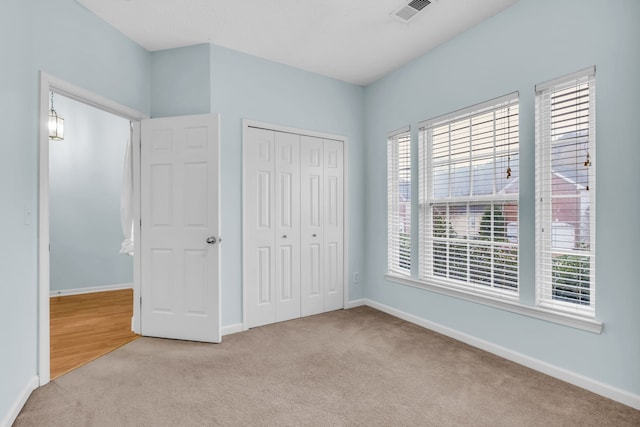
[419,94,519,298]
[535,67,596,316]
[388,127,412,275]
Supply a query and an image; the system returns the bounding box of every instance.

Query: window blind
[419,94,519,299]
[535,67,596,316]
[388,127,412,275]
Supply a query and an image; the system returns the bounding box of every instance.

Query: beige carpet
[15,307,640,426]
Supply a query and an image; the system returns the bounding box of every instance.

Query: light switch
[24,206,32,225]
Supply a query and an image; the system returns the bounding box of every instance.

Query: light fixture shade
[49,108,64,141]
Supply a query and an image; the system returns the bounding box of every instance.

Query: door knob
[206,236,217,245]
[282,235,287,238]
[312,234,317,237]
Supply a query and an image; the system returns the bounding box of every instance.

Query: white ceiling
[77,0,518,86]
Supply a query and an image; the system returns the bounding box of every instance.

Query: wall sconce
[49,91,64,141]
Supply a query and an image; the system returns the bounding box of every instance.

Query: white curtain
[120,129,134,255]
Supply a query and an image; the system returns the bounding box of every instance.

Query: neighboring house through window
[387,127,411,275]
[419,93,519,299]
[535,67,596,317]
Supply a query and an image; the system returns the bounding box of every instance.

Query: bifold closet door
[322,139,344,312]
[274,132,301,323]
[244,127,301,328]
[300,136,324,316]
[300,136,344,317]
[244,127,275,328]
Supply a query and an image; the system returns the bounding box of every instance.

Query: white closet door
[244,127,276,328]
[323,139,344,312]
[245,125,344,327]
[300,136,325,316]
[274,131,301,322]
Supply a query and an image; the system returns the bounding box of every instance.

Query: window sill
[384,273,603,334]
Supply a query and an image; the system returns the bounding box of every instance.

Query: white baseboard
[221,323,243,337]
[344,299,367,309]
[49,282,133,297]
[1,376,38,427]
[364,299,640,411]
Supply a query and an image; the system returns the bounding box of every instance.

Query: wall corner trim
[363,298,640,411]
[1,376,38,427]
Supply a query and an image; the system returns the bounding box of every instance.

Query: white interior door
[141,113,220,343]
[244,127,276,327]
[244,129,302,328]
[300,136,325,317]
[274,131,301,322]
[243,124,344,328]
[323,139,344,312]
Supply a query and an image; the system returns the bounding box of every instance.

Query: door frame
[38,72,148,386]
[241,119,350,330]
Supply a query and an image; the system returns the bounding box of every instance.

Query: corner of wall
[1,376,38,427]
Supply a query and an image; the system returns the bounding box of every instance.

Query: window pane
[421,95,519,297]
[535,69,595,315]
[433,165,449,198]
[388,130,411,275]
[552,254,591,305]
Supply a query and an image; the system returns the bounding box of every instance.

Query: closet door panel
[300,136,325,317]
[245,126,345,327]
[244,127,276,327]
[323,139,344,312]
[274,132,301,322]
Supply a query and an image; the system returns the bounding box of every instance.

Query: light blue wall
[150,44,211,118]
[0,1,38,423]
[364,0,640,395]
[30,0,150,115]
[209,44,366,326]
[1,0,150,422]
[49,95,132,292]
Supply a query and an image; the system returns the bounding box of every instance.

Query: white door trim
[38,72,148,386]
[241,119,350,330]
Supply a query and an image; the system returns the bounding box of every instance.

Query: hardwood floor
[50,289,139,380]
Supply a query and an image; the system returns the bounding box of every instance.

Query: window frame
[387,127,412,276]
[535,66,596,318]
[418,93,520,301]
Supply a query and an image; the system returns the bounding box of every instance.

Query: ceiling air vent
[393,0,431,22]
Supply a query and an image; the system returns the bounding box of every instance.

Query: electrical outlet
[353,272,359,284]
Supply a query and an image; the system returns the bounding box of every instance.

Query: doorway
[49,93,132,296]
[39,73,223,385]
[47,92,137,378]
[38,72,148,385]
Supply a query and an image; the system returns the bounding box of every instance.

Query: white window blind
[388,127,412,275]
[419,93,519,299]
[535,67,596,316]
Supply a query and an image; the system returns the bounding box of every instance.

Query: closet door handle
[206,236,217,245]
[282,235,287,238]
[312,234,317,237]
